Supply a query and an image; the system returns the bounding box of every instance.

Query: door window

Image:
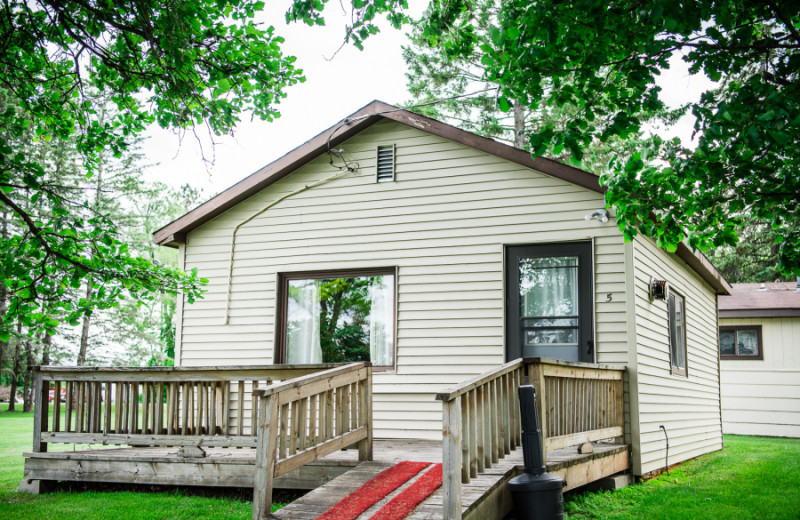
[507,243,594,363]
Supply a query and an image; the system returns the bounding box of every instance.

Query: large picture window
[276,268,395,368]
[668,291,687,376]
[719,326,763,360]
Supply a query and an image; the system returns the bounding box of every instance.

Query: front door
[506,243,594,363]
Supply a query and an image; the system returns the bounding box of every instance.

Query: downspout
[223,164,355,325]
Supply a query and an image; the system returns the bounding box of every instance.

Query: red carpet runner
[317,461,431,520]
[369,463,443,520]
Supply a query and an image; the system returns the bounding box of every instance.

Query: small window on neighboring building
[719,326,763,360]
[376,144,395,182]
[276,268,395,369]
[668,291,687,376]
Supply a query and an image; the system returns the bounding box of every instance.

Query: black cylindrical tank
[508,385,566,520]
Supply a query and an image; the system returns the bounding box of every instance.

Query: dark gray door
[506,243,594,363]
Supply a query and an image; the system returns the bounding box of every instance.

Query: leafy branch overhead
[423,0,800,276]
[0,0,306,340]
[1,0,411,341]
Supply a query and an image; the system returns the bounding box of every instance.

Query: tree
[423,0,800,276]
[0,0,411,340]
[707,215,785,283]
[403,0,675,175]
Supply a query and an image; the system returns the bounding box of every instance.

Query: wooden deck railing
[252,361,372,520]
[527,358,625,457]
[31,364,346,452]
[436,359,525,520]
[436,357,625,520]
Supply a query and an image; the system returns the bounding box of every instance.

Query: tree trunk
[0,212,8,385]
[41,333,52,366]
[22,338,33,412]
[513,101,526,149]
[8,323,22,411]
[77,286,92,365]
[76,152,104,367]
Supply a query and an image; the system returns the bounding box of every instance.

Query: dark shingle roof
[719,282,800,318]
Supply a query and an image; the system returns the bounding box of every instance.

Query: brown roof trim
[153,100,603,246]
[675,243,732,295]
[720,309,800,319]
[152,100,730,296]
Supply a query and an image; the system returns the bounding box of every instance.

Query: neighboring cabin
[719,281,800,438]
[154,100,731,477]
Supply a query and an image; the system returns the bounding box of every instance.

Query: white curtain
[522,257,578,317]
[287,282,322,364]
[737,330,758,355]
[368,277,393,366]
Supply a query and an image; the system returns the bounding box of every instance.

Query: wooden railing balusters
[438,358,626,520]
[467,390,477,479]
[475,385,485,474]
[33,364,359,454]
[53,381,62,433]
[251,381,259,436]
[32,372,46,453]
[251,362,373,520]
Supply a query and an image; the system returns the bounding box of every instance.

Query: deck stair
[273,441,628,520]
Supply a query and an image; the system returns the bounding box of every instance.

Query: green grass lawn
[0,403,285,520]
[565,435,800,520]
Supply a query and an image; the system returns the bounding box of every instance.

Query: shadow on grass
[51,481,306,504]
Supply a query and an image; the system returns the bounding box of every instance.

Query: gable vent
[376,144,395,182]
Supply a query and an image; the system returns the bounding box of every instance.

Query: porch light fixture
[649,277,669,302]
[584,209,609,223]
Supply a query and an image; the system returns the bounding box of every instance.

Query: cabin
[719,281,800,438]
[21,101,732,519]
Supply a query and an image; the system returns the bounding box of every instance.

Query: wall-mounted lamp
[585,209,609,223]
[649,277,669,302]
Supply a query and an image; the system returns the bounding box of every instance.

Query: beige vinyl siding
[631,236,723,475]
[178,119,629,439]
[720,317,800,438]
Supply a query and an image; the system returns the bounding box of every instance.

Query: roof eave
[151,101,731,295]
[675,242,732,295]
[720,308,800,318]
[153,100,604,246]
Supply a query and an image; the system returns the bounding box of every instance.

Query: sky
[143,2,429,194]
[142,2,714,196]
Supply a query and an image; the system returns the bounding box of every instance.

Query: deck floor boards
[23,439,628,519]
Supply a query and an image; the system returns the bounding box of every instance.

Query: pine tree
[403,0,666,175]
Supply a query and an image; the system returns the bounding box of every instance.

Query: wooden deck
[24,359,631,518]
[274,442,628,520]
[24,439,628,519]
[22,440,441,491]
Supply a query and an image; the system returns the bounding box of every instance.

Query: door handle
[586,340,594,356]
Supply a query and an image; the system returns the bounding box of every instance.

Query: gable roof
[153,100,602,246]
[152,99,731,295]
[719,282,800,318]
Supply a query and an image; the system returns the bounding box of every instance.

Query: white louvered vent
[376,144,395,182]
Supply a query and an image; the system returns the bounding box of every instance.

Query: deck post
[527,361,547,463]
[357,365,373,461]
[32,369,47,453]
[442,397,463,520]
[252,391,279,520]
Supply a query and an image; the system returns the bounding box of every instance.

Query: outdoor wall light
[585,209,609,223]
[649,277,670,302]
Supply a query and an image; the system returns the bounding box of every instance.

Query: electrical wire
[224,87,497,325]
[222,166,353,325]
[324,86,499,156]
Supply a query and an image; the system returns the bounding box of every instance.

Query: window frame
[668,290,688,377]
[274,266,398,371]
[719,325,763,360]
